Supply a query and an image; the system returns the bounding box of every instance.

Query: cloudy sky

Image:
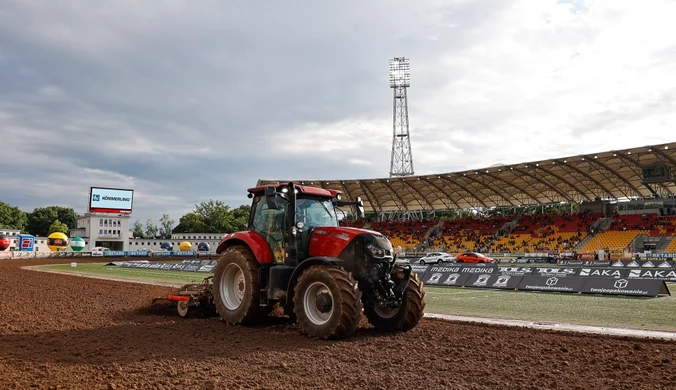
[1,0,675,224]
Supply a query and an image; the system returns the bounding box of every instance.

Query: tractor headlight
[366,243,388,259]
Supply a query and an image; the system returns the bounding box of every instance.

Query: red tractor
[212,182,426,339]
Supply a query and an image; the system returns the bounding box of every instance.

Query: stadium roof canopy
[258,142,676,213]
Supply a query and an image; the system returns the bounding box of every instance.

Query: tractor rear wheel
[364,267,426,332]
[293,265,363,339]
[212,245,264,325]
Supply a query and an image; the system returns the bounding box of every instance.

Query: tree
[159,214,175,239]
[229,205,251,232]
[194,200,232,232]
[132,220,145,238]
[47,219,69,235]
[26,206,78,236]
[173,212,206,233]
[144,218,159,239]
[173,202,252,234]
[0,201,27,231]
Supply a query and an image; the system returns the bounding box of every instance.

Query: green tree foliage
[173,201,251,233]
[26,206,78,236]
[173,212,206,233]
[47,219,69,235]
[0,201,27,231]
[159,214,175,239]
[132,220,145,238]
[144,218,159,239]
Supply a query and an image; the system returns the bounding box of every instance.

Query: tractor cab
[247,183,362,264]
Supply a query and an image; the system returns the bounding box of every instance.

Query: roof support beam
[438,175,489,209]
[459,173,517,207]
[401,180,436,210]
[483,171,541,205]
[378,179,410,211]
[418,177,462,209]
[511,167,570,203]
[581,157,640,198]
[529,164,591,202]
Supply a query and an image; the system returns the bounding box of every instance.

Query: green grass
[424,285,676,332]
[32,262,676,332]
[35,263,210,285]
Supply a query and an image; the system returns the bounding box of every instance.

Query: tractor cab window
[296,198,338,229]
[251,195,288,263]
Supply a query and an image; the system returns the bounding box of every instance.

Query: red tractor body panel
[308,226,379,258]
[216,231,274,264]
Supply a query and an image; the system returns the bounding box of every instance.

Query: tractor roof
[247,183,341,198]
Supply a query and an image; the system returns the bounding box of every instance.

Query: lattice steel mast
[389,57,414,177]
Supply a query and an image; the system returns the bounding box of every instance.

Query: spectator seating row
[368,219,438,250]
[491,212,601,253]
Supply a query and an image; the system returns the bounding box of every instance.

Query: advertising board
[89,187,134,214]
[580,278,666,297]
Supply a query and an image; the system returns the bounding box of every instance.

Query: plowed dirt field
[1,258,675,390]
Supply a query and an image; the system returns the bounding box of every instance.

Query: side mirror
[265,186,279,210]
[356,196,365,218]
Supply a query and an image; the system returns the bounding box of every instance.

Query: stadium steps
[573,233,595,252]
[659,236,675,252]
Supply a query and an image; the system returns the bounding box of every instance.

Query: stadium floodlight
[389,57,410,88]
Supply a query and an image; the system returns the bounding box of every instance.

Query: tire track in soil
[1,258,676,390]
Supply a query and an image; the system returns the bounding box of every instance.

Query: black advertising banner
[577,268,629,279]
[645,253,676,259]
[423,269,472,287]
[518,275,585,293]
[421,265,498,285]
[639,260,674,268]
[159,263,173,270]
[465,273,523,289]
[497,267,534,276]
[197,265,215,273]
[580,278,666,297]
[559,260,613,267]
[615,260,675,268]
[556,260,584,266]
[530,268,579,277]
[170,264,186,271]
[627,268,676,281]
[183,264,200,272]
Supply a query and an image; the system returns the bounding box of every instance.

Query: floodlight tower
[389,57,414,177]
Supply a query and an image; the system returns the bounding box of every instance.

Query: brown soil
[2,258,676,390]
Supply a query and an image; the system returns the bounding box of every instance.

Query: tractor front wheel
[364,267,426,332]
[212,245,264,325]
[293,265,363,339]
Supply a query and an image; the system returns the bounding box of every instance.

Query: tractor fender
[215,232,274,264]
[285,256,348,308]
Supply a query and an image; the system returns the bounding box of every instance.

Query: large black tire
[293,265,363,339]
[212,246,264,325]
[364,268,426,332]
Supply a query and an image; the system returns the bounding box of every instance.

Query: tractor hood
[307,226,392,259]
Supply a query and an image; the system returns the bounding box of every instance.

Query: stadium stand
[576,214,656,252]
[491,211,601,253]
[666,237,676,252]
[368,219,438,250]
[438,216,512,252]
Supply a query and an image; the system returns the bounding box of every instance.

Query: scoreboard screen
[641,163,670,183]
